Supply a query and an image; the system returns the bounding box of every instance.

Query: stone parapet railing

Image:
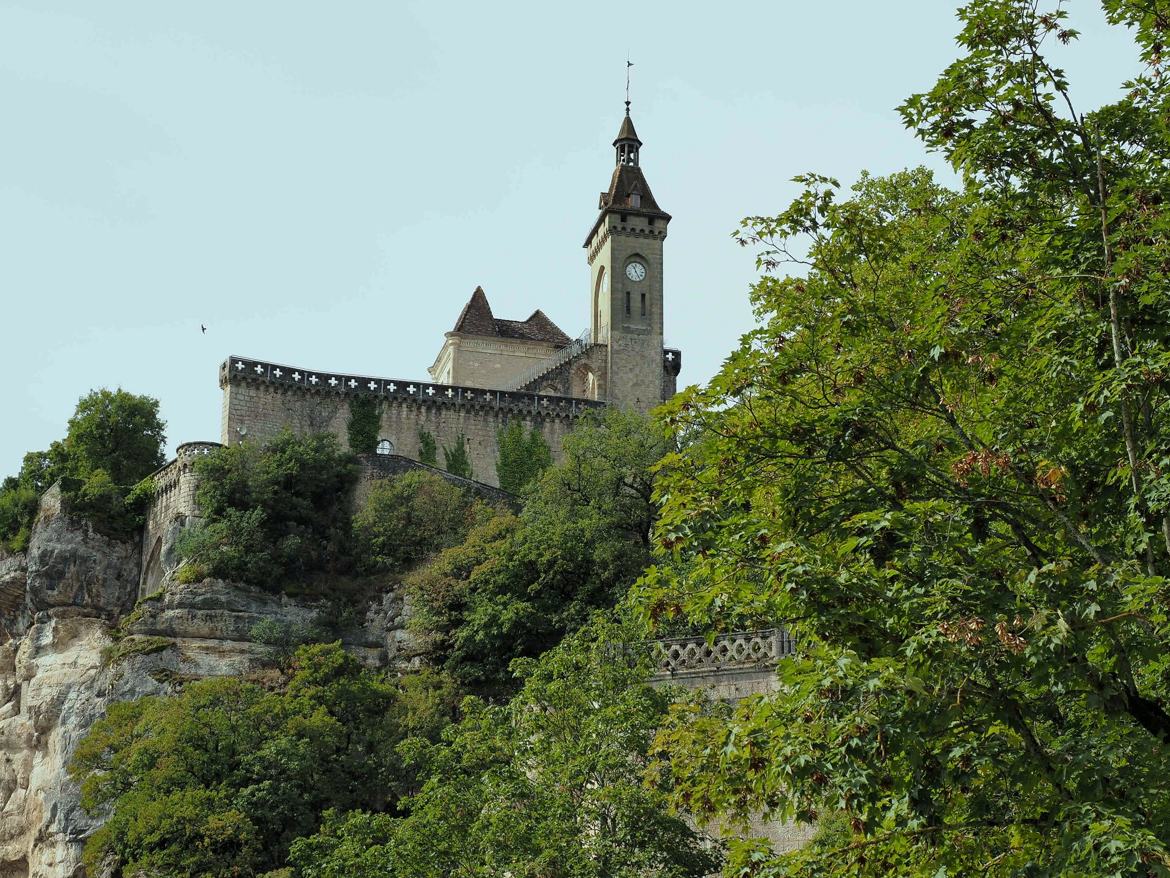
[221,355,606,420]
[507,329,593,392]
[647,629,794,677]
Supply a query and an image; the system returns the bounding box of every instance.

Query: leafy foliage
[441,432,472,479]
[70,643,454,877]
[345,396,382,454]
[65,388,166,487]
[352,470,487,575]
[288,810,397,878]
[0,389,165,549]
[0,480,39,554]
[638,4,1170,874]
[248,618,329,664]
[177,432,358,590]
[299,621,720,878]
[408,409,665,691]
[495,419,553,494]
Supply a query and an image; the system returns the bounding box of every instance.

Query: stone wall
[220,356,603,487]
[430,334,562,388]
[140,441,222,597]
[513,342,681,409]
[353,453,516,510]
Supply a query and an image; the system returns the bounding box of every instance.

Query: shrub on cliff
[407,409,666,691]
[0,389,165,549]
[352,470,487,575]
[290,621,719,878]
[70,643,458,877]
[0,480,38,553]
[177,432,358,589]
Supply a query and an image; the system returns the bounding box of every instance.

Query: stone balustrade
[647,629,794,677]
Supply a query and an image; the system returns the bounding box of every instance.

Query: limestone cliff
[0,487,407,878]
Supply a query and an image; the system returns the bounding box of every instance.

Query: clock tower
[585,104,672,411]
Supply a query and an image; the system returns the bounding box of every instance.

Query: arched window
[376,439,394,455]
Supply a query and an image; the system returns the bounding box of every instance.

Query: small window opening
[648,216,655,226]
[640,292,647,317]
[376,439,394,455]
[631,193,642,208]
[620,213,628,223]
[625,291,631,316]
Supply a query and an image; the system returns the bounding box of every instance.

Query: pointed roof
[585,166,671,247]
[452,286,496,335]
[614,112,641,145]
[584,110,670,246]
[598,164,665,214]
[451,289,571,346]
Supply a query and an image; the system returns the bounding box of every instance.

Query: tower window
[625,291,631,316]
[631,193,641,208]
[640,292,646,317]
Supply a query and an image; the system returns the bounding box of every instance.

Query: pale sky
[0,1,1142,475]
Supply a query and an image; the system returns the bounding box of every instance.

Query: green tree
[70,643,435,877]
[495,419,553,494]
[638,5,1170,875]
[0,389,164,549]
[388,621,719,878]
[417,429,438,467]
[352,470,486,575]
[64,388,166,487]
[177,432,358,589]
[441,433,472,479]
[408,409,665,690]
[287,810,397,878]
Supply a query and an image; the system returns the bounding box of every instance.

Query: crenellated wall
[219,355,605,486]
[140,441,222,596]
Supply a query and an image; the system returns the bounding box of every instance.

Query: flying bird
[201,324,207,334]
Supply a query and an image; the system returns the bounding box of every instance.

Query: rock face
[0,491,405,877]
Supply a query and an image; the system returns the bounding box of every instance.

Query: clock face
[625,261,646,282]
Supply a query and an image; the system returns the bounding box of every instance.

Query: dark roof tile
[452,286,496,335]
[451,289,570,346]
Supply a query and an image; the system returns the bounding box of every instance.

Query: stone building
[215,103,681,487]
[142,102,683,590]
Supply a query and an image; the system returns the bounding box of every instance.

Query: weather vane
[625,56,634,114]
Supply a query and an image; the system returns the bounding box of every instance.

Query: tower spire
[614,60,642,168]
[625,57,633,115]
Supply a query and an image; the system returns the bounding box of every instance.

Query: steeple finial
[625,57,633,115]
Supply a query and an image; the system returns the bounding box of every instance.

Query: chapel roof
[451,287,571,346]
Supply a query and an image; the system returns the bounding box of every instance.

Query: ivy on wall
[346,397,382,454]
[495,421,552,494]
[442,434,472,480]
[418,430,438,467]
